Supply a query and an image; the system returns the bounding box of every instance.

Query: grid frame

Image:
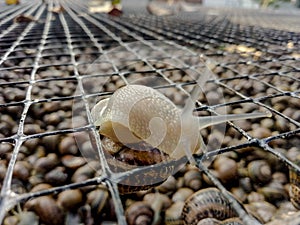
[0,1,300,224]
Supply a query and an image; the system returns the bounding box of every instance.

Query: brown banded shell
[182,188,238,225]
[98,136,186,194]
[125,201,154,225]
[247,160,272,185]
[289,184,300,209]
[289,159,300,209]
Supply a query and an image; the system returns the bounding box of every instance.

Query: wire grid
[0,0,300,224]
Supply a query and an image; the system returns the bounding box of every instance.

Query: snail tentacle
[197,112,271,130]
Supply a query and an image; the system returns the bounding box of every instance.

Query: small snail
[125,201,154,225]
[92,74,270,193]
[247,160,272,185]
[182,188,240,225]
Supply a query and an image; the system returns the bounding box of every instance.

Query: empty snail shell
[91,71,270,193]
[125,201,154,225]
[247,160,272,185]
[182,188,238,225]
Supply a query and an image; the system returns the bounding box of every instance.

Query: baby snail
[91,71,270,193]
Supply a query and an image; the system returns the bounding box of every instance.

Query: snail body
[92,83,270,193]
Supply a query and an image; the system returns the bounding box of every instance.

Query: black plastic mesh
[0,1,299,224]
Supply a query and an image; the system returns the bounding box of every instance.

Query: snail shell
[125,201,154,225]
[183,168,202,191]
[182,188,238,225]
[247,160,272,185]
[289,159,300,209]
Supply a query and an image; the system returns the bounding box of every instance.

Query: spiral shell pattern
[182,188,238,225]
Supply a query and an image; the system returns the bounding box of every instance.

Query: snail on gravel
[182,188,242,225]
[91,65,271,193]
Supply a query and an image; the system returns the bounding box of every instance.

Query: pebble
[58,189,83,210]
[45,167,68,185]
[25,196,65,225]
[62,155,86,169]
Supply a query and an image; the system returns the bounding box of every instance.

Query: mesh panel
[0,1,299,225]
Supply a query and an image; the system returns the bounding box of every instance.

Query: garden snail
[182,188,242,225]
[91,73,270,193]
